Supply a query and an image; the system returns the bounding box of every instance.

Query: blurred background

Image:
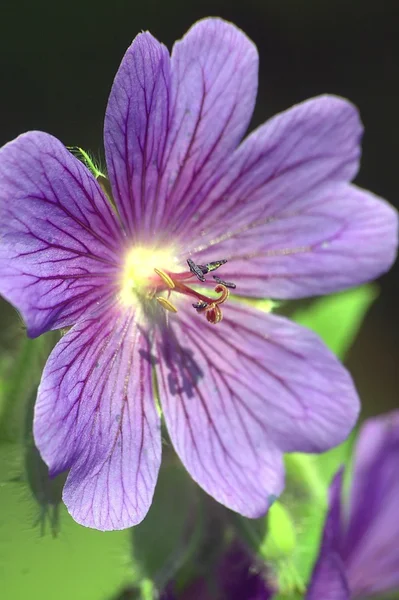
[0,1,398,598]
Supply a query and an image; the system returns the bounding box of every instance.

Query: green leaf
[0,443,134,600]
[281,454,328,586]
[0,332,57,442]
[277,441,353,595]
[16,390,66,537]
[260,501,296,560]
[232,501,305,595]
[292,285,378,359]
[231,512,267,555]
[130,459,204,591]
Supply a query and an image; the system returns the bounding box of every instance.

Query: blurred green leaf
[260,501,296,561]
[280,454,328,587]
[231,512,267,555]
[0,332,57,442]
[0,443,134,600]
[0,327,136,598]
[292,285,378,359]
[14,389,66,537]
[0,331,66,535]
[277,439,353,597]
[130,459,204,592]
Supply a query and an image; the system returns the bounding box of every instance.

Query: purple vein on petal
[34,305,161,530]
[0,131,124,336]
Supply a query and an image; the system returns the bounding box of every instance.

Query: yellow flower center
[119,246,178,306]
[118,248,235,325]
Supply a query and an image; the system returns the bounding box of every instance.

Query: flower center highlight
[119,247,236,324]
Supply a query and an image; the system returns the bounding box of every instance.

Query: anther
[156,296,178,313]
[192,301,208,312]
[154,268,175,289]
[213,275,236,289]
[187,258,206,282]
[197,259,228,275]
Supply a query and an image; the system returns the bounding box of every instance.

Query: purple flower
[163,541,275,599]
[307,411,399,599]
[215,542,275,600]
[0,18,397,530]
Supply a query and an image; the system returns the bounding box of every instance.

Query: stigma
[119,248,235,325]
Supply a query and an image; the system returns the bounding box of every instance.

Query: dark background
[1,0,398,414]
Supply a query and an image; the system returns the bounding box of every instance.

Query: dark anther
[213,275,236,289]
[187,258,206,282]
[197,259,228,275]
[192,301,208,312]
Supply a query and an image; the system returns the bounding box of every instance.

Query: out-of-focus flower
[0,18,397,530]
[307,411,399,599]
[162,541,275,600]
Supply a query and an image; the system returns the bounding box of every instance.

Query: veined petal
[186,182,398,298]
[306,471,350,600]
[343,411,399,596]
[104,18,258,239]
[0,132,123,337]
[177,96,397,297]
[104,31,171,238]
[179,94,361,238]
[160,19,258,230]
[155,302,358,517]
[34,307,161,530]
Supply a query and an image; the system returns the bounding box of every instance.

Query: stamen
[154,268,175,289]
[197,259,227,274]
[213,275,236,289]
[190,285,230,324]
[187,258,206,282]
[192,301,208,312]
[156,296,178,313]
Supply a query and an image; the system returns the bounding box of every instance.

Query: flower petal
[161,19,258,230]
[104,31,171,238]
[306,471,350,600]
[179,94,361,237]
[155,302,358,517]
[342,411,399,596]
[0,131,122,337]
[104,18,258,238]
[187,182,398,298]
[218,541,276,599]
[177,96,397,297]
[34,306,161,530]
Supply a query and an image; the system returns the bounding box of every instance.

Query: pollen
[119,246,178,306]
[154,268,175,289]
[156,296,178,313]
